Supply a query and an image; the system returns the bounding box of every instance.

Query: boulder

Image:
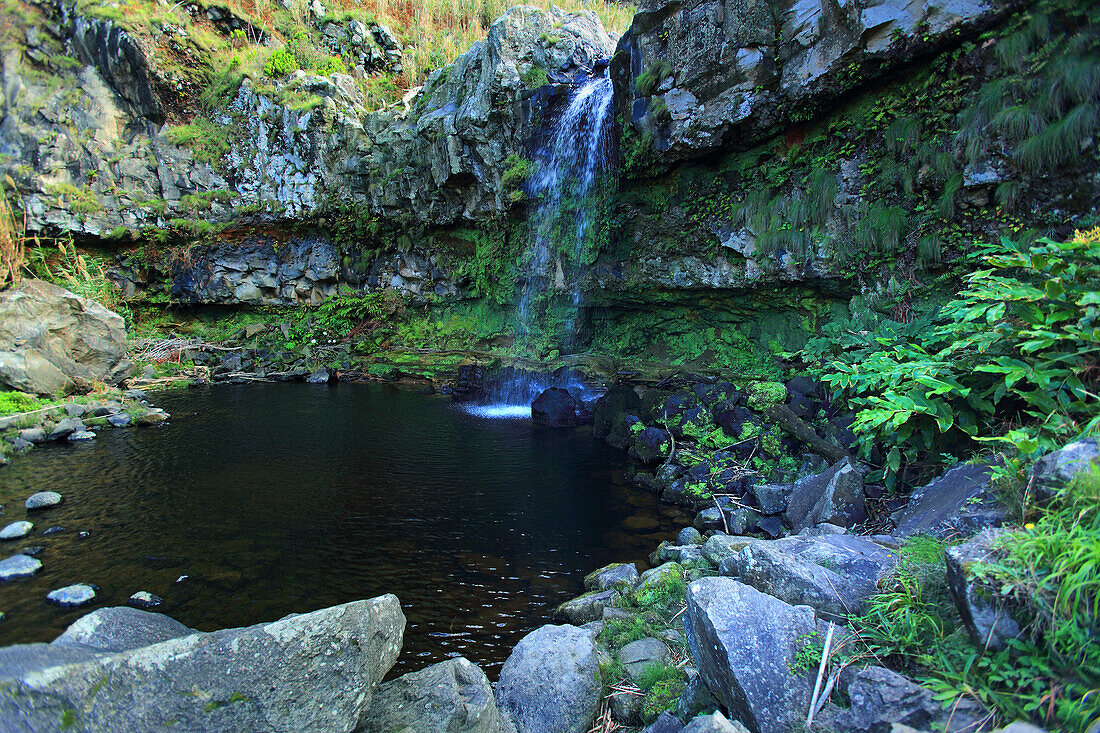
[496,624,602,733]
[722,543,867,620]
[361,656,507,733]
[945,529,1022,649]
[0,595,405,732]
[683,577,815,733]
[306,367,333,384]
[53,607,193,652]
[0,521,33,540]
[893,461,1004,537]
[677,527,704,545]
[0,553,42,581]
[532,387,580,428]
[618,637,672,681]
[555,589,619,625]
[47,417,85,441]
[816,665,986,733]
[676,673,721,721]
[1030,439,1100,499]
[644,711,686,733]
[751,483,791,515]
[593,385,643,447]
[584,562,639,592]
[637,562,684,597]
[19,427,46,443]
[682,712,750,733]
[128,591,164,609]
[784,458,866,531]
[633,427,672,463]
[25,491,63,510]
[0,280,130,396]
[46,584,97,608]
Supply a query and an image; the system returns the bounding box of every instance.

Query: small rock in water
[9,437,33,452]
[47,583,97,608]
[0,554,42,581]
[67,430,96,442]
[42,526,64,535]
[106,413,132,428]
[0,521,33,540]
[47,417,84,442]
[175,575,189,583]
[129,591,163,609]
[21,546,44,557]
[77,531,90,539]
[26,492,63,510]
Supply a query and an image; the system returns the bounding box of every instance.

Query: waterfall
[518,69,616,348]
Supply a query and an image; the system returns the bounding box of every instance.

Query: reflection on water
[0,383,687,675]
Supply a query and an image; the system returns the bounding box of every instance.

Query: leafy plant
[824,229,1100,488]
[264,48,299,77]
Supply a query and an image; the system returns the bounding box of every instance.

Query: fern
[916,233,942,267]
[936,174,962,219]
[885,116,921,155]
[991,104,1047,140]
[807,165,838,224]
[995,179,1025,210]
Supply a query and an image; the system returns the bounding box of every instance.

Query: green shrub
[0,391,47,416]
[264,48,299,77]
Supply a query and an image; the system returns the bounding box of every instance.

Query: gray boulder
[893,461,1004,537]
[0,595,405,732]
[18,427,46,443]
[682,712,750,733]
[816,665,986,733]
[644,711,686,733]
[1031,439,1100,499]
[496,624,602,733]
[47,417,85,441]
[784,458,866,531]
[0,280,130,396]
[0,553,42,581]
[945,529,1023,650]
[555,589,619,625]
[676,672,721,721]
[584,562,640,591]
[683,577,815,733]
[618,637,672,681]
[722,543,867,620]
[46,584,97,608]
[361,656,508,732]
[677,527,704,545]
[53,607,193,652]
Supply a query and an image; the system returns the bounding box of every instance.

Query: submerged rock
[46,584,98,608]
[0,521,33,540]
[25,491,63,510]
[0,595,405,732]
[361,656,507,732]
[128,591,164,609]
[0,553,42,581]
[496,624,602,733]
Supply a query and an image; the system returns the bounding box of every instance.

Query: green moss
[746,381,785,411]
[520,65,548,88]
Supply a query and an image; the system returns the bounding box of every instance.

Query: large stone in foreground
[784,458,866,531]
[52,607,193,653]
[361,656,509,732]
[496,624,602,733]
[946,529,1023,650]
[684,577,815,733]
[0,595,405,733]
[0,280,130,396]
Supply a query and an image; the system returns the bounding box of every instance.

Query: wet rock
[0,595,405,732]
[682,712,750,733]
[584,562,639,592]
[0,553,42,581]
[893,461,1004,537]
[816,665,986,733]
[555,589,619,625]
[106,413,132,427]
[497,624,601,733]
[945,529,1023,650]
[0,521,33,540]
[683,577,815,733]
[784,458,866,531]
[21,546,44,557]
[0,280,130,396]
[47,417,85,441]
[42,526,64,534]
[53,607,192,652]
[677,527,703,545]
[593,386,643,448]
[532,387,580,428]
[129,591,163,609]
[68,430,96,441]
[362,656,507,733]
[619,637,672,681]
[306,367,333,384]
[633,427,672,463]
[26,491,63,510]
[1030,438,1100,500]
[46,584,97,608]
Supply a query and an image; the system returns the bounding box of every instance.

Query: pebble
[42,526,64,535]
[46,584,97,608]
[26,492,63,510]
[0,554,42,581]
[129,591,163,609]
[0,521,33,540]
[175,575,189,583]
[77,531,90,539]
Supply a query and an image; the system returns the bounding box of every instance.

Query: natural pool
[0,383,686,674]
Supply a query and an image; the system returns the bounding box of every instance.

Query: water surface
[0,383,686,675]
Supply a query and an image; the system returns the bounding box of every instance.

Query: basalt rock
[532,387,581,428]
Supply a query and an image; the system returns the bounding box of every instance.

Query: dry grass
[0,182,26,290]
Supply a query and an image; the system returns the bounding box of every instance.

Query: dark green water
[0,383,687,674]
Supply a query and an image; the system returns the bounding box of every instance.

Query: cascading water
[519,69,616,345]
[464,68,616,418]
